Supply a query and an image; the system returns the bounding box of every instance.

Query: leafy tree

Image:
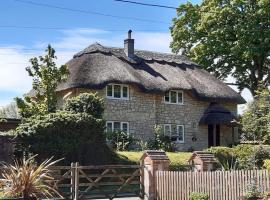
[0,102,19,119]
[171,0,270,95]
[15,45,69,118]
[241,88,270,142]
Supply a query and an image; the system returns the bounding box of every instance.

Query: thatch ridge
[58,43,246,104]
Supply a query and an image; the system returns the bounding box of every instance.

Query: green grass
[117,151,192,171]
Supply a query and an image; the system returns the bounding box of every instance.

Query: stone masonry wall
[57,85,238,151]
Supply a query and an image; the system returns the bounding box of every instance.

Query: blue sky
[0,0,251,111]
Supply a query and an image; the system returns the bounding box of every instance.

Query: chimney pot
[124,30,134,58]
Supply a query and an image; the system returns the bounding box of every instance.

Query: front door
[208,124,220,147]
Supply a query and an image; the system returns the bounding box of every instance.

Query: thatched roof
[57,43,246,104]
[199,102,236,125]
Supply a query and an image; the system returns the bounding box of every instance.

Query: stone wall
[57,84,238,151]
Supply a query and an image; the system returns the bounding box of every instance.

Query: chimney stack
[124,30,134,58]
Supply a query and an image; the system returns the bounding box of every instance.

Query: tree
[0,102,19,119]
[241,88,270,143]
[15,45,69,118]
[170,0,270,96]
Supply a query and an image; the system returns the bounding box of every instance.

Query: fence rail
[156,170,270,200]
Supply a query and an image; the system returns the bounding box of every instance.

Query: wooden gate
[72,163,143,200]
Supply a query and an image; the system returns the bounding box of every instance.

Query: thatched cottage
[57,30,246,151]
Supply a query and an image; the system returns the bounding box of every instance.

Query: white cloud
[0,47,34,93]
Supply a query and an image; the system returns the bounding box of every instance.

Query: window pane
[122,86,128,98]
[171,91,177,103]
[106,122,113,132]
[114,85,121,98]
[114,122,121,131]
[178,92,183,103]
[107,85,113,97]
[178,126,184,141]
[165,92,170,102]
[164,125,171,136]
[122,122,128,133]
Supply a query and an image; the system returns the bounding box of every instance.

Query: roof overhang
[199,102,236,125]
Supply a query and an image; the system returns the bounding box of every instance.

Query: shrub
[208,145,270,170]
[106,131,135,151]
[147,125,174,151]
[263,159,270,170]
[190,192,209,200]
[63,93,104,118]
[15,111,117,165]
[233,144,253,168]
[14,93,120,165]
[0,156,61,199]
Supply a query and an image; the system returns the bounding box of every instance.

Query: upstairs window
[164,90,183,104]
[106,121,129,133]
[164,124,185,143]
[106,84,129,100]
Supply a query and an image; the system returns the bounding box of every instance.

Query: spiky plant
[0,156,62,200]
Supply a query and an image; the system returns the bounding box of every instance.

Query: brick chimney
[124,30,134,58]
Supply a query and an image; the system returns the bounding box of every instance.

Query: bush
[147,125,174,151]
[63,93,104,118]
[0,156,61,199]
[15,111,117,165]
[263,159,270,170]
[106,131,135,151]
[190,192,209,200]
[14,93,119,165]
[208,145,270,170]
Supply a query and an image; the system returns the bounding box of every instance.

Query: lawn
[117,151,192,171]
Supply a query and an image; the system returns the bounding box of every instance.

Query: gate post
[74,162,79,200]
[140,150,170,200]
[70,162,75,200]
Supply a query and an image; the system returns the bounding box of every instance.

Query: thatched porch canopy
[199,102,236,125]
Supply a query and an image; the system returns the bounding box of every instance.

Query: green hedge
[15,111,118,165]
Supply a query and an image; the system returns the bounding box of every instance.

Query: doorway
[208,124,220,147]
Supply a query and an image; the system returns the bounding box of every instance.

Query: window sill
[164,102,184,105]
[106,96,129,100]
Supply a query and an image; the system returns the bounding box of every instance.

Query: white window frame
[163,124,185,143]
[106,84,129,100]
[176,125,185,143]
[164,124,171,136]
[106,121,129,134]
[164,90,184,105]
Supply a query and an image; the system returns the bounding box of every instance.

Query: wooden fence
[156,170,270,200]
[0,163,143,200]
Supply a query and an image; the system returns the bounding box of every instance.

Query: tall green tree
[241,88,270,143]
[15,45,69,118]
[171,0,270,95]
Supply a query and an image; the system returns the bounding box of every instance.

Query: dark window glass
[114,122,121,131]
[122,86,128,98]
[178,92,183,103]
[122,123,128,133]
[171,91,177,103]
[107,85,113,97]
[165,92,170,102]
[106,122,113,132]
[114,85,121,98]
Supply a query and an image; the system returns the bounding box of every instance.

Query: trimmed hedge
[15,111,118,165]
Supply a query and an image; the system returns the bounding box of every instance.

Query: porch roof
[199,102,235,125]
